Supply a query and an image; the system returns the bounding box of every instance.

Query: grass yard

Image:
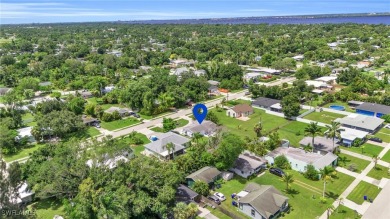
[211,108,289,139]
[330,205,361,219]
[303,111,345,124]
[150,126,165,132]
[381,150,390,163]
[100,118,140,131]
[118,132,150,156]
[28,198,65,219]
[176,118,189,127]
[367,164,390,180]
[277,121,326,147]
[215,170,354,219]
[347,181,381,205]
[342,143,383,157]
[22,113,35,126]
[62,127,101,141]
[3,143,45,162]
[374,127,390,143]
[337,153,371,173]
[323,101,355,113]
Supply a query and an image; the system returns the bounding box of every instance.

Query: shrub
[304,165,319,180]
[274,155,291,169]
[111,110,122,120]
[101,112,114,122]
[382,114,390,123]
[192,180,210,197]
[347,163,358,172]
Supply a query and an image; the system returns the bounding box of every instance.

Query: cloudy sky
[1,0,389,24]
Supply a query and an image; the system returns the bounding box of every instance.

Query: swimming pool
[329,105,345,111]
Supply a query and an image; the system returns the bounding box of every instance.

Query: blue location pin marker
[193,104,208,124]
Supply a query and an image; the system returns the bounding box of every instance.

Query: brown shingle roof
[231,104,253,113]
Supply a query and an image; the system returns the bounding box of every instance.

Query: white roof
[17,127,32,137]
[292,55,304,60]
[340,127,368,141]
[237,191,249,198]
[336,114,384,131]
[86,155,129,169]
[270,103,282,109]
[315,76,337,83]
[305,80,327,88]
[246,67,281,74]
[244,72,262,78]
[312,89,324,94]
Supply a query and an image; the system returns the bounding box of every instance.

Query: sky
[1,0,389,24]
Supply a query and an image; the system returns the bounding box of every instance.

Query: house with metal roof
[144,132,190,160]
[186,166,221,188]
[238,183,288,219]
[229,150,267,178]
[265,147,338,172]
[182,120,219,137]
[335,114,384,133]
[356,102,390,118]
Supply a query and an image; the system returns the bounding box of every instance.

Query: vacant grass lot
[367,164,390,180]
[22,113,35,127]
[28,198,65,219]
[374,127,390,143]
[278,121,326,147]
[303,111,345,124]
[330,205,361,219]
[342,143,383,157]
[337,153,371,173]
[211,108,289,139]
[100,118,140,131]
[347,181,381,205]
[3,143,45,162]
[214,170,354,219]
[381,150,390,163]
[118,132,150,156]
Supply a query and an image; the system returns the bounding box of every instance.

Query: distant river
[129,15,390,25]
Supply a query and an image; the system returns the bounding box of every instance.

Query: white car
[385,124,390,129]
[214,192,226,201]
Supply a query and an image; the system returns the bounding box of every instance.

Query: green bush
[304,165,319,180]
[274,155,291,169]
[101,112,114,122]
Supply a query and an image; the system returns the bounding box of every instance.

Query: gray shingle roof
[183,121,218,134]
[144,132,190,155]
[312,153,338,170]
[186,166,221,183]
[252,97,281,108]
[233,150,267,172]
[240,183,288,218]
[356,102,390,115]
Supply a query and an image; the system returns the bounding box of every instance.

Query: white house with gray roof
[238,183,288,219]
[181,120,218,137]
[265,147,338,172]
[144,132,190,160]
[335,114,384,133]
[230,150,267,178]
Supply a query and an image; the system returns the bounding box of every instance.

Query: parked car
[133,114,140,118]
[269,167,285,177]
[95,123,101,128]
[370,137,383,143]
[129,112,135,116]
[385,124,390,129]
[207,195,221,205]
[214,192,226,201]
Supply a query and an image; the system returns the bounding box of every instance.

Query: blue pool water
[329,105,345,111]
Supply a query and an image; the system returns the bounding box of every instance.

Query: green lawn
[211,108,289,139]
[337,153,371,173]
[28,198,65,219]
[100,118,140,131]
[22,113,35,126]
[277,121,326,147]
[176,118,189,128]
[87,127,101,137]
[381,150,390,163]
[323,102,355,113]
[303,111,345,124]
[215,170,354,219]
[206,207,232,219]
[150,126,165,133]
[374,127,390,143]
[367,164,390,180]
[62,127,101,141]
[118,132,150,156]
[342,143,383,157]
[330,205,361,219]
[3,143,45,162]
[347,181,381,205]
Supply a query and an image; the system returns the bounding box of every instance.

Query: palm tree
[305,122,322,152]
[166,142,175,160]
[337,197,344,213]
[320,166,337,198]
[373,155,380,169]
[281,173,294,192]
[254,122,263,138]
[326,204,335,219]
[325,121,342,152]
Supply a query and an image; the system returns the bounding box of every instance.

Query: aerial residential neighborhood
[1,1,390,219]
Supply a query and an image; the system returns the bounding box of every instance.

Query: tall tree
[325,121,342,153]
[320,166,337,198]
[305,122,322,152]
[281,172,294,192]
